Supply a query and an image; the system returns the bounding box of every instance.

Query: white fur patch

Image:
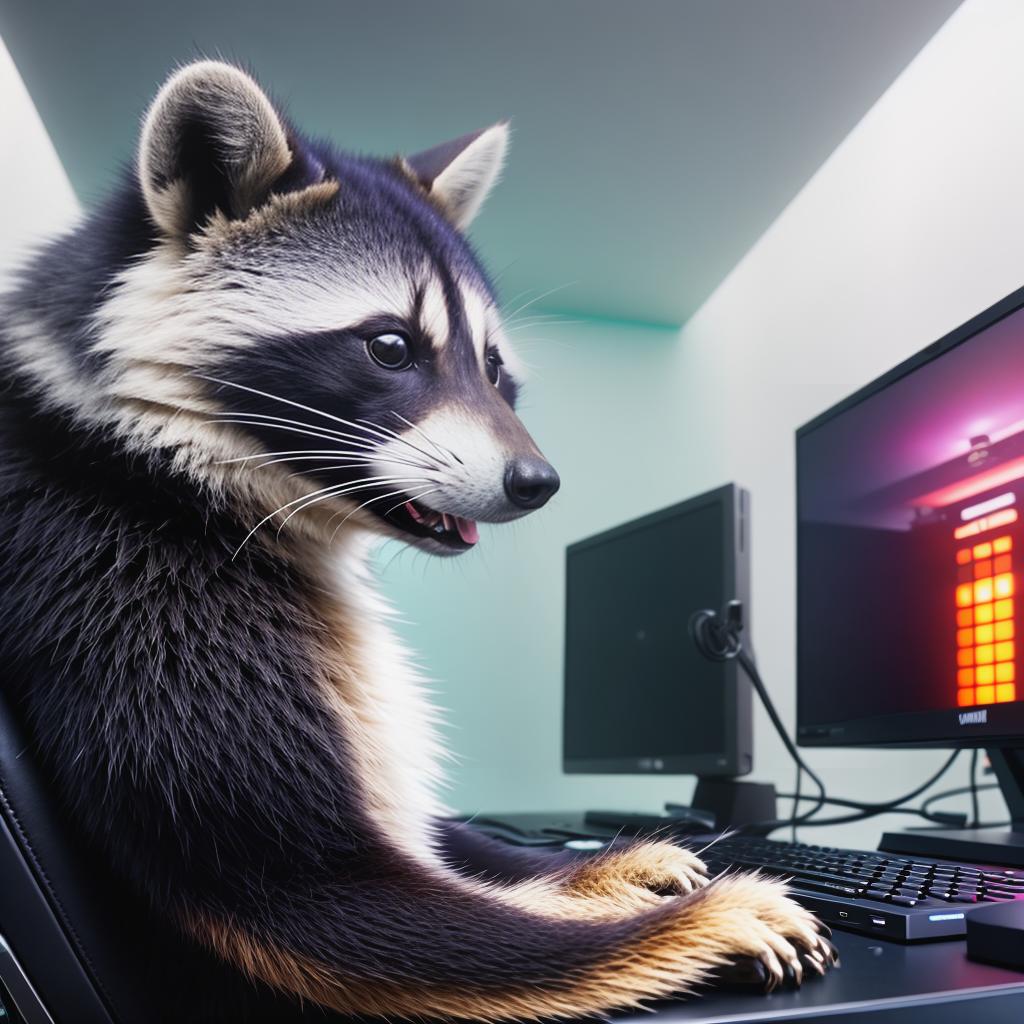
[429,123,508,230]
[460,283,488,360]
[419,275,450,349]
[299,540,452,868]
[90,240,413,373]
[371,404,527,523]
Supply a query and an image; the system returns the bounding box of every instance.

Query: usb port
[871,917,885,927]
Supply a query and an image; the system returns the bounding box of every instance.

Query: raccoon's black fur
[0,60,835,1023]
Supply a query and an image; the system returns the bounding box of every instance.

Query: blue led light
[928,912,966,922]
[564,839,606,851]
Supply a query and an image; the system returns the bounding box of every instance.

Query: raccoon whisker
[382,487,440,519]
[211,410,413,459]
[352,417,447,470]
[261,455,413,472]
[327,486,441,546]
[233,475,427,558]
[197,376,446,470]
[219,449,435,477]
[211,421,433,472]
[501,281,576,323]
[298,463,435,479]
[275,476,431,537]
[389,412,463,468]
[218,449,399,466]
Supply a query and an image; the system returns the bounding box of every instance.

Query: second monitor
[563,484,753,801]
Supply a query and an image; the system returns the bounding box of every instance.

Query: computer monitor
[562,484,752,780]
[796,285,1024,863]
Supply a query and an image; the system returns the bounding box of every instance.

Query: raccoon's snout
[504,457,560,510]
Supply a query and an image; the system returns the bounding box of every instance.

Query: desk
[636,928,1024,1023]
[467,815,1024,1022]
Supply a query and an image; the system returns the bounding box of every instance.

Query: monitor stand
[584,778,777,836]
[878,748,1024,867]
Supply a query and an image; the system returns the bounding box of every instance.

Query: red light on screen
[918,456,1024,509]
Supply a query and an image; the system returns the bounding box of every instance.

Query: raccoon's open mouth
[387,498,479,550]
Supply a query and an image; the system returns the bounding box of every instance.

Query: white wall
[0,37,79,287]
[662,0,1024,847]
[384,0,1024,848]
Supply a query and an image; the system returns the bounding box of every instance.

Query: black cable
[969,749,980,828]
[777,757,999,829]
[689,601,965,833]
[689,602,827,828]
[780,750,960,816]
[921,781,1000,820]
[791,763,802,842]
[775,803,965,828]
[736,648,829,826]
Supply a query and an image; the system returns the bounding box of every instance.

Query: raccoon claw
[819,935,840,967]
[713,955,770,990]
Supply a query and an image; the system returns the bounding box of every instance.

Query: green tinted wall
[375,315,725,815]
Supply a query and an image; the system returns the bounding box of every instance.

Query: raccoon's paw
[565,840,710,904]
[694,872,839,991]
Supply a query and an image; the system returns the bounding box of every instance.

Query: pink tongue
[455,516,479,545]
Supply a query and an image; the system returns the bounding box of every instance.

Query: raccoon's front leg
[187,859,836,1019]
[560,838,711,904]
[434,817,585,883]
[435,821,709,904]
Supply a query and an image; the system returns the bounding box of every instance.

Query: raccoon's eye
[485,349,502,386]
[367,333,411,370]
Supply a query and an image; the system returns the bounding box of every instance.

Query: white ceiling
[0,0,963,325]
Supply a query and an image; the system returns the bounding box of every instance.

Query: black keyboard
[702,834,1024,942]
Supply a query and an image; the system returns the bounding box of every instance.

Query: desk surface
[470,815,1024,1022]
[632,928,1024,1023]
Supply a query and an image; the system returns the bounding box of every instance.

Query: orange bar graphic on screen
[953,531,1017,707]
[954,508,1018,540]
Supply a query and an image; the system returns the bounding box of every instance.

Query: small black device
[797,283,1024,865]
[966,900,1024,971]
[562,485,760,827]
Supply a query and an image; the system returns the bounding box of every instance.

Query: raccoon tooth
[442,514,453,532]
[405,501,424,523]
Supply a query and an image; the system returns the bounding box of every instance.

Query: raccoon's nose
[504,457,560,510]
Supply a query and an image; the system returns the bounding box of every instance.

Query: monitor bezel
[796,283,1024,749]
[562,483,753,777]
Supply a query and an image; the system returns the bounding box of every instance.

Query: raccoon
[0,61,835,1022]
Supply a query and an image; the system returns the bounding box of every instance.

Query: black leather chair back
[0,688,333,1023]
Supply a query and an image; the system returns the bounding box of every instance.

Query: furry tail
[186,860,836,1021]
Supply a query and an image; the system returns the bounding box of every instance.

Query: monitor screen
[797,289,1024,747]
[563,485,751,777]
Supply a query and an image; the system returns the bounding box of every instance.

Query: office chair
[0,686,338,1023]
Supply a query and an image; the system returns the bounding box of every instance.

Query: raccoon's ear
[404,123,509,230]
[138,61,299,237]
